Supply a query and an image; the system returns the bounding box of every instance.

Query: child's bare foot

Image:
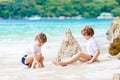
[59,62,67,66]
[27,65,31,68]
[52,61,60,66]
[40,62,44,68]
[27,63,32,68]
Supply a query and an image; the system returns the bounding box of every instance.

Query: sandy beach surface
[0,40,120,80]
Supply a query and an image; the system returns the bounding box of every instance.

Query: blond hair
[35,32,47,43]
[81,25,94,36]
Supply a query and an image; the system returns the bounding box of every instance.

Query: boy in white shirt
[53,25,100,66]
[21,33,47,68]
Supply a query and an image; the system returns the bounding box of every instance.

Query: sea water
[0,18,112,43]
[0,18,113,57]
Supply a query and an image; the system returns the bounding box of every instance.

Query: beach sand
[0,41,120,80]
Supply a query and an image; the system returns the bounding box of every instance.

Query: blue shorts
[21,55,29,66]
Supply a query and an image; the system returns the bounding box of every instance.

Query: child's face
[36,40,44,47]
[83,35,91,40]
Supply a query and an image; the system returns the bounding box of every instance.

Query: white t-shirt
[86,37,99,56]
[25,42,41,55]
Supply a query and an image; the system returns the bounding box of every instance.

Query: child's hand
[31,66,36,69]
[37,63,41,67]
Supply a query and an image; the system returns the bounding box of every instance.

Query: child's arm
[31,60,36,69]
[87,49,100,64]
[31,53,41,68]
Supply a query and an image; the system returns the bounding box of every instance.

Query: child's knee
[41,56,44,61]
[40,56,44,62]
[79,57,88,62]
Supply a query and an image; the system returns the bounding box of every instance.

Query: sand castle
[106,17,120,58]
[57,28,81,61]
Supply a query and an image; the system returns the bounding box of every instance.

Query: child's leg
[78,53,92,62]
[31,56,43,69]
[53,53,92,66]
[24,55,33,65]
[53,53,81,66]
[39,57,44,67]
[28,62,33,68]
[36,53,44,68]
[79,57,88,62]
[31,60,37,69]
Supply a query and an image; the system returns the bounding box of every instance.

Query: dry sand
[0,42,120,80]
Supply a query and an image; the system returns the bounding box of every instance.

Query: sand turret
[57,28,81,61]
